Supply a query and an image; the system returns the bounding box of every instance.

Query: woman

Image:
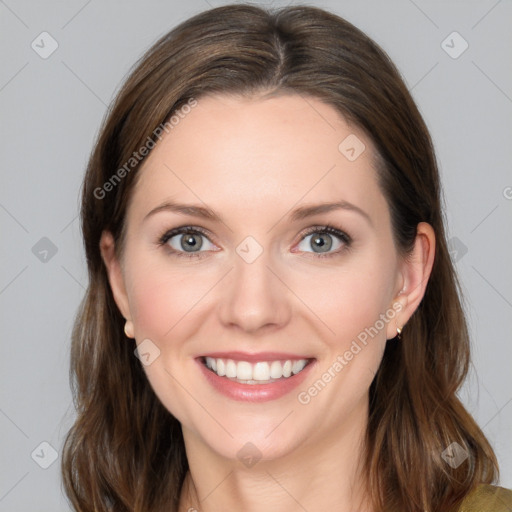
[61,4,512,511]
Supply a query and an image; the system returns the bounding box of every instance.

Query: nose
[218,249,292,334]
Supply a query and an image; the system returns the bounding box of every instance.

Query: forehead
[129,93,388,227]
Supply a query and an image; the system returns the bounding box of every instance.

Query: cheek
[296,256,395,400]
[299,259,395,348]
[296,267,393,413]
[130,271,208,341]
[125,247,214,342]
[124,260,213,417]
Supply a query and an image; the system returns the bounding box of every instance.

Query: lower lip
[196,358,315,402]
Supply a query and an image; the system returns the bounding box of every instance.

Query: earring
[396,326,402,340]
[124,320,134,338]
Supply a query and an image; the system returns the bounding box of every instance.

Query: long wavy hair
[61,4,498,511]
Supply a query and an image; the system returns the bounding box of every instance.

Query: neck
[178,403,373,512]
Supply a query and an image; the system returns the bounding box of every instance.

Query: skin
[101,93,435,511]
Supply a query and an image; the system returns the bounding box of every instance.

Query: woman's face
[103,93,411,463]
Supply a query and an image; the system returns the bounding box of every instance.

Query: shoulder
[458,484,512,512]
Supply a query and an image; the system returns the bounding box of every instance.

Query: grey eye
[167,232,214,253]
[297,232,343,254]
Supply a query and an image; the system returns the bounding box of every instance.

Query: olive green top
[458,484,512,511]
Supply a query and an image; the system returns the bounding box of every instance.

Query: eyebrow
[144,200,372,226]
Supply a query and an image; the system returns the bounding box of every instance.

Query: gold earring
[396,326,402,340]
[124,320,134,338]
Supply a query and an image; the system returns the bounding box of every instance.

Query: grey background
[1,0,511,509]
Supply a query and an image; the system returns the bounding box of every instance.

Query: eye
[158,224,352,259]
[296,225,351,257]
[159,226,216,258]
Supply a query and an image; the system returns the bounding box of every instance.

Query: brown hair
[61,4,498,511]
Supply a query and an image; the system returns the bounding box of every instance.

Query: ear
[386,222,436,339]
[100,231,133,332]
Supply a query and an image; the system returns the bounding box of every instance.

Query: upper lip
[198,351,314,362]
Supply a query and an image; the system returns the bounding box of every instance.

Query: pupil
[182,233,202,252]
[313,234,332,253]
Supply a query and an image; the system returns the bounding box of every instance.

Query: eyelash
[157,224,352,260]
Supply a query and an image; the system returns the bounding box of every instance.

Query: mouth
[195,351,317,402]
[199,355,314,385]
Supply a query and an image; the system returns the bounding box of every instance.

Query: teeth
[253,362,269,381]
[237,361,253,380]
[204,357,308,382]
[282,360,292,378]
[270,360,283,379]
[292,360,305,374]
[226,359,237,378]
[216,358,225,377]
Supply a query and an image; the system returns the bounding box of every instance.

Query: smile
[197,353,316,402]
[203,356,310,384]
